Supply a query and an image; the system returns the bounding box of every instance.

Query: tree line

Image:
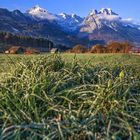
[0,32,53,51]
[68,42,134,53]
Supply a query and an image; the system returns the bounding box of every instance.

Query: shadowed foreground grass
[0,54,140,139]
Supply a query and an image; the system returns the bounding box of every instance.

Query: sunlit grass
[0,54,140,139]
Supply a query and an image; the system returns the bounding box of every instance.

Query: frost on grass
[0,54,140,140]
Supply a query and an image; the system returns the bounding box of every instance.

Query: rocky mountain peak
[26,5,57,20]
[28,5,48,13]
[89,9,98,16]
[0,6,140,46]
[88,8,118,16]
[99,8,118,15]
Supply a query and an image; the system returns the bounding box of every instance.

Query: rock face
[26,5,84,32]
[0,6,140,47]
[79,8,140,44]
[26,5,58,20]
[57,13,83,32]
[0,8,83,47]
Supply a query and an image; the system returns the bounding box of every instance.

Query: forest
[0,32,53,52]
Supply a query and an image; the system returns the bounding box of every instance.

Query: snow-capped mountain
[57,13,83,31]
[26,5,58,20]
[79,8,140,43]
[80,8,121,32]
[26,6,83,32]
[58,12,83,23]
[81,8,140,31]
[26,6,140,34]
[99,8,118,15]
[0,6,140,47]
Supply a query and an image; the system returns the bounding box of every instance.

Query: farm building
[129,47,140,54]
[5,46,25,54]
[50,48,59,53]
[5,46,40,54]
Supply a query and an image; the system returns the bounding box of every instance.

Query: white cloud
[122,18,140,25]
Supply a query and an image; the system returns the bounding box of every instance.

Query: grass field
[0,53,140,139]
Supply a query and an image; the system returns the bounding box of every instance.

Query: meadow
[0,53,140,140]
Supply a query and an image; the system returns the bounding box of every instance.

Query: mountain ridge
[0,6,140,47]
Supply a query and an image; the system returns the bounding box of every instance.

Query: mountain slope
[79,8,140,43]
[0,8,88,47]
[0,6,140,47]
[26,6,84,32]
[57,13,83,32]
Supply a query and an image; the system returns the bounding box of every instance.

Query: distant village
[4,46,59,54]
[4,42,140,55]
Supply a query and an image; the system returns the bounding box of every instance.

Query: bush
[90,44,107,53]
[107,41,133,53]
[71,44,88,53]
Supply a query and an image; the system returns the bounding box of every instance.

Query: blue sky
[0,0,140,21]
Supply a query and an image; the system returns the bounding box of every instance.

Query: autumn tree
[107,42,122,53]
[71,44,87,53]
[107,41,133,53]
[90,44,107,53]
[121,42,133,53]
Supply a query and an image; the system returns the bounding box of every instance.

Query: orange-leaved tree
[90,44,107,53]
[71,44,88,53]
